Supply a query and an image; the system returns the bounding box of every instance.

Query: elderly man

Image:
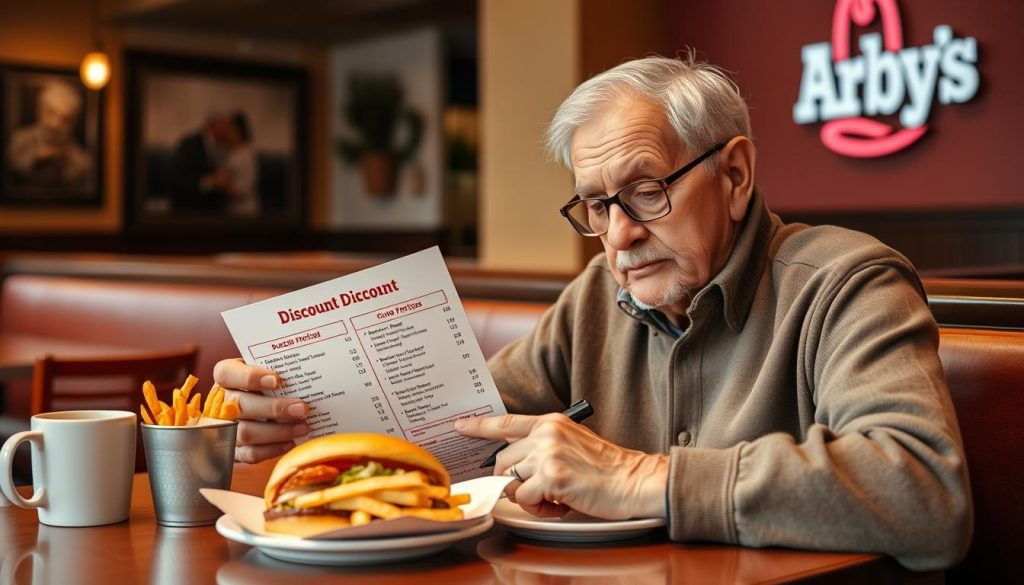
[7,80,91,190]
[169,112,235,212]
[213,55,971,569]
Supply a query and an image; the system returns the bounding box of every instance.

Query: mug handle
[0,430,45,509]
[0,548,41,584]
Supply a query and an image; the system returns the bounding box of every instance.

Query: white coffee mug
[0,410,136,527]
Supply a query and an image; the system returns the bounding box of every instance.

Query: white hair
[545,51,752,173]
[38,80,82,114]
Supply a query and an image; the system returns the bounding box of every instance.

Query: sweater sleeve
[667,262,973,571]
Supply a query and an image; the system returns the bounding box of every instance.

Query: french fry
[157,407,173,426]
[396,507,465,521]
[173,390,186,426]
[375,489,429,508]
[171,389,180,424]
[326,496,402,520]
[208,387,224,421]
[188,393,201,418]
[141,373,222,427]
[218,401,240,421]
[180,374,199,401]
[201,385,217,418]
[444,493,471,507]
[350,510,372,526]
[142,381,160,418]
[293,472,428,509]
[414,484,450,500]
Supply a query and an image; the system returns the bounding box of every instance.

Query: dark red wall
[668,0,1023,212]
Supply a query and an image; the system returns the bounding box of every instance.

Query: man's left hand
[454,413,668,520]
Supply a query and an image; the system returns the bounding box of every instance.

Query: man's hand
[213,358,310,463]
[454,413,668,520]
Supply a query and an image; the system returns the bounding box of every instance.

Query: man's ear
[719,136,756,222]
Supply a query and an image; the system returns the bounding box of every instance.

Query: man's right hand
[213,358,310,463]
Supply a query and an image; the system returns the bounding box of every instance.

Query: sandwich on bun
[263,433,468,537]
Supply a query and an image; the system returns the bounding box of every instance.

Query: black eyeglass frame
[559,142,726,237]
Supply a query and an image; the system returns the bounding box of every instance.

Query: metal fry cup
[141,420,237,527]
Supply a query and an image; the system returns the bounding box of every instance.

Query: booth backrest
[937,328,1024,584]
[0,274,551,384]
[0,275,284,383]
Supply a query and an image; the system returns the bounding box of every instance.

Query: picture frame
[125,51,308,232]
[0,63,103,208]
[328,28,443,231]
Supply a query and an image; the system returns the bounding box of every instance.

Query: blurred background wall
[0,0,1019,276]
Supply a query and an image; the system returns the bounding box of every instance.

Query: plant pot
[360,151,397,196]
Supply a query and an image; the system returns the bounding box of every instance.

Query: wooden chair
[30,345,199,472]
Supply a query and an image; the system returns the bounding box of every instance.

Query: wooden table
[0,459,938,584]
[0,332,141,382]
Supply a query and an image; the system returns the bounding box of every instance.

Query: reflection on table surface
[475,534,913,585]
[215,541,495,585]
[0,458,934,585]
[478,534,670,585]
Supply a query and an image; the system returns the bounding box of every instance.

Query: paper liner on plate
[201,475,512,540]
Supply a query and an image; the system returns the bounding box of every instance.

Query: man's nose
[604,204,646,250]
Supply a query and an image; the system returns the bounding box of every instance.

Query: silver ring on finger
[509,464,525,482]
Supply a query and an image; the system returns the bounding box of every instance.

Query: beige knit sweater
[487,190,972,570]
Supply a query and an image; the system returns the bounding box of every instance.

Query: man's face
[38,100,76,143]
[570,95,737,321]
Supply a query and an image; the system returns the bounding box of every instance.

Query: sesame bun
[264,433,449,508]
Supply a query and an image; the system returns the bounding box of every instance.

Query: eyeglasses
[559,143,725,237]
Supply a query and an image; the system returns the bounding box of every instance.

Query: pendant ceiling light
[80,51,110,90]
[80,0,110,90]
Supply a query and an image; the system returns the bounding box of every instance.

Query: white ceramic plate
[490,499,665,543]
[215,514,493,565]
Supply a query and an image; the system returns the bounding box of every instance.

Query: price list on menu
[221,247,507,481]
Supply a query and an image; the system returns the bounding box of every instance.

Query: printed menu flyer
[220,247,507,482]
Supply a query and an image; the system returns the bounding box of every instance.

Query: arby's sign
[793,0,979,158]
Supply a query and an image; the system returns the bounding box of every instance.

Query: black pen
[479,399,594,468]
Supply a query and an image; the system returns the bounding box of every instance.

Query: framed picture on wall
[0,64,103,207]
[328,28,443,231]
[125,51,307,232]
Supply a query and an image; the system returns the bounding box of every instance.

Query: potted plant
[336,73,423,196]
